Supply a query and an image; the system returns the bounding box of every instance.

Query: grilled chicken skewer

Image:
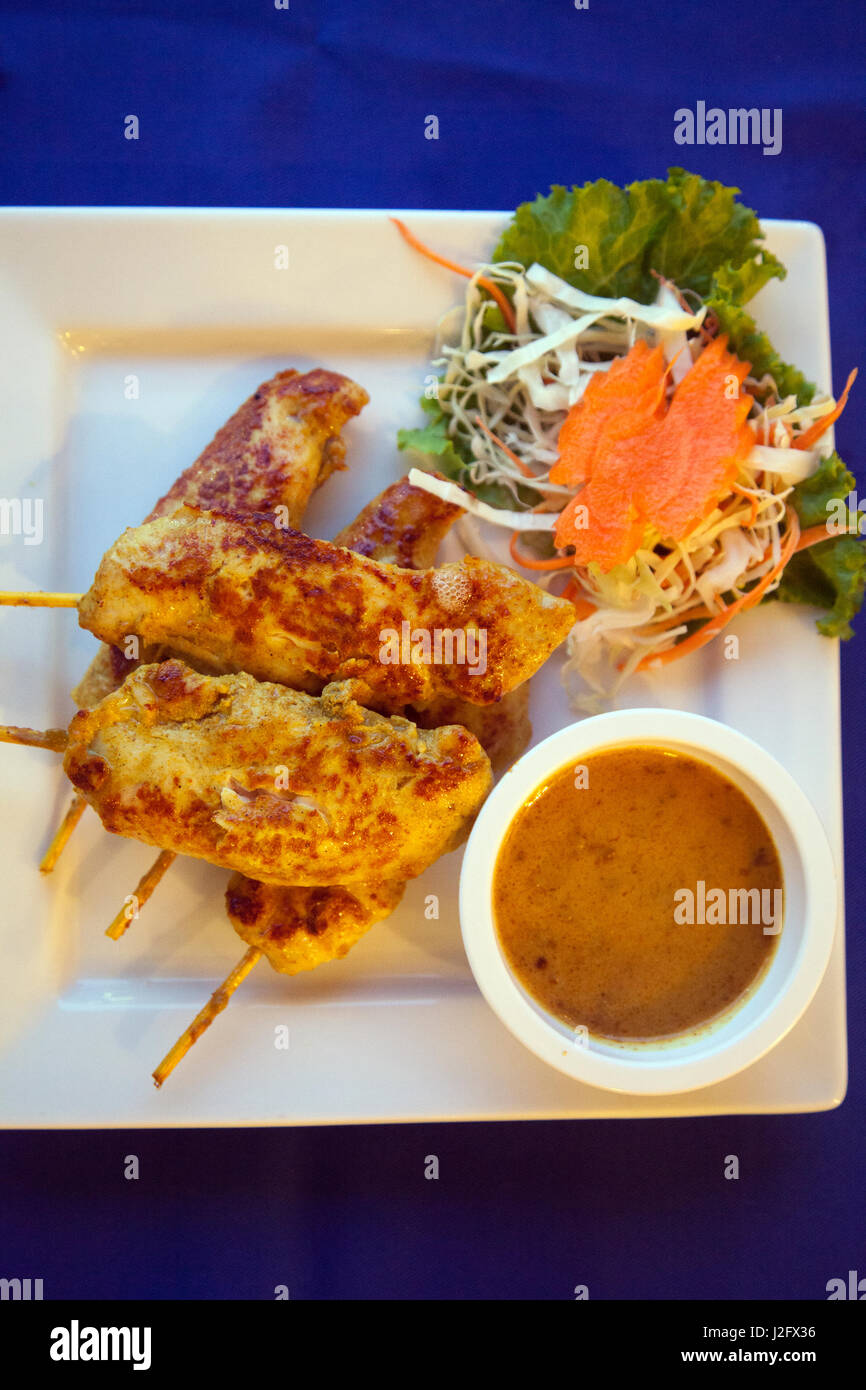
[74,505,572,709]
[73,368,369,709]
[226,877,408,976]
[4,367,369,870]
[106,476,532,944]
[154,478,536,1085]
[18,660,490,884]
[1,659,492,881]
[225,477,534,977]
[2,502,574,707]
[331,477,532,773]
[2,656,492,1084]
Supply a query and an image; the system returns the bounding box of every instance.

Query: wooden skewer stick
[0,724,68,751]
[40,793,88,873]
[152,946,263,1088]
[106,850,177,940]
[0,592,82,607]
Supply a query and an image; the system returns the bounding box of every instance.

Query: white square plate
[0,208,846,1126]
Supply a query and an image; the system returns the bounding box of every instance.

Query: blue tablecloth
[0,0,863,1299]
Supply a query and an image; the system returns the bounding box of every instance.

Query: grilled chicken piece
[71,642,146,712]
[226,875,406,974]
[63,660,492,886]
[72,368,368,708]
[333,474,462,568]
[225,477,534,969]
[149,369,367,524]
[78,506,574,710]
[408,690,531,776]
[226,480,456,965]
[332,477,532,772]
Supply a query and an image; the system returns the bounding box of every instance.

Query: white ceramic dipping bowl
[459,709,838,1095]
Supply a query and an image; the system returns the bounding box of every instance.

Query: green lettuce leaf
[492,167,784,305]
[650,167,786,298]
[397,398,518,509]
[491,168,811,401]
[492,177,672,302]
[708,253,786,306]
[771,452,866,638]
[396,396,466,473]
[786,451,856,527]
[704,282,815,405]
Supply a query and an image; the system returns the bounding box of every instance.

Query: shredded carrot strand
[509,531,575,570]
[794,368,857,450]
[794,519,862,551]
[795,524,830,552]
[637,507,801,670]
[474,416,535,478]
[767,419,792,446]
[390,217,517,333]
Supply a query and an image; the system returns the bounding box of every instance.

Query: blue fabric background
[0,0,863,1299]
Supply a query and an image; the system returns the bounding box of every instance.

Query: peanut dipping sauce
[492,746,783,1040]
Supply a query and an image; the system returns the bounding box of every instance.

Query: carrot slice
[556,577,596,618]
[793,368,857,451]
[390,217,517,334]
[766,418,792,446]
[795,524,831,552]
[550,341,667,488]
[637,336,755,537]
[559,336,756,569]
[636,507,801,670]
[549,580,593,621]
[556,463,645,568]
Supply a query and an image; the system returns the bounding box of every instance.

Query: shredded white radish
[487,312,604,383]
[525,263,707,331]
[407,469,557,530]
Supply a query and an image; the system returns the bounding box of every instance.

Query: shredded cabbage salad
[399,232,856,710]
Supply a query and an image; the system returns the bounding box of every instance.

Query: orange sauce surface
[492,746,783,1039]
